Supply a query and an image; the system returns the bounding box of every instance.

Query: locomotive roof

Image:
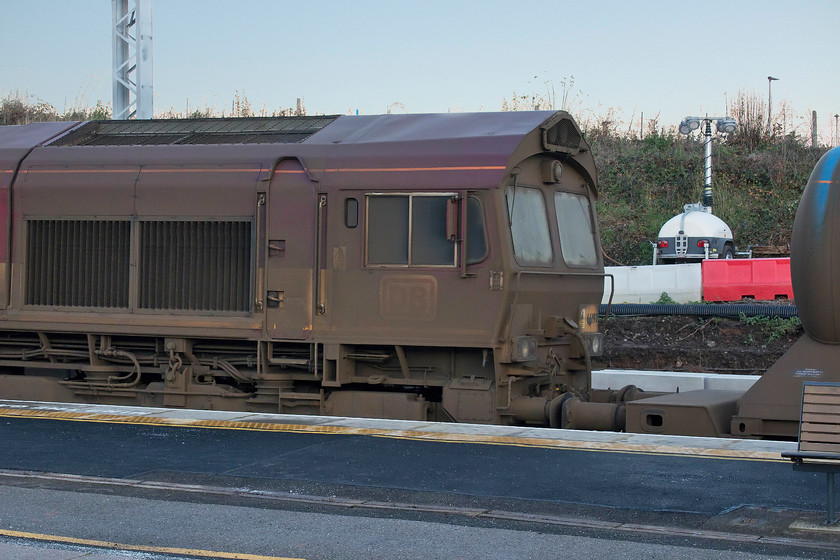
[40,112,560,148]
[0,111,597,193]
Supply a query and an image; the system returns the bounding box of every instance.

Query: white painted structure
[112,0,154,119]
[592,369,758,393]
[603,263,702,304]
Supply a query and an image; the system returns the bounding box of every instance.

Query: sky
[2,0,839,143]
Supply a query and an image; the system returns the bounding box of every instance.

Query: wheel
[722,245,735,259]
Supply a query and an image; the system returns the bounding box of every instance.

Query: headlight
[587,333,604,356]
[511,336,538,362]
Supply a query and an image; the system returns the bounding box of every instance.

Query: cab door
[264,159,317,339]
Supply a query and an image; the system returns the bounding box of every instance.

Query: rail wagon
[0,111,621,427]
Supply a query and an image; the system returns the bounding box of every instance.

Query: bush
[592,130,827,265]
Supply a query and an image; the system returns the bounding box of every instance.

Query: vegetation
[0,91,112,124]
[652,292,678,305]
[587,92,827,266]
[2,89,830,267]
[0,90,306,124]
[739,313,802,343]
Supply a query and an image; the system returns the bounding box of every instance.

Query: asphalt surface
[0,400,838,559]
[0,415,820,514]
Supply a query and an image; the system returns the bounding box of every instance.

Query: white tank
[656,203,734,262]
[659,207,732,239]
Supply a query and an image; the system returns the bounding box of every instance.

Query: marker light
[511,336,538,362]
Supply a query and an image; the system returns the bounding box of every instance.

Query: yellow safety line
[0,528,305,560]
[0,406,785,462]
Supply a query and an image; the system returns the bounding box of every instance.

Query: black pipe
[600,303,798,318]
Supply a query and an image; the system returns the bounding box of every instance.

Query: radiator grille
[139,221,252,312]
[50,116,340,146]
[26,220,130,308]
[544,118,582,153]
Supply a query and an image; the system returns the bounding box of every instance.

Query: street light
[768,76,779,132]
[678,116,738,209]
[678,119,701,134]
[716,118,737,133]
[835,114,839,146]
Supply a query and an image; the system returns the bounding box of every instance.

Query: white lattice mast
[112,0,153,119]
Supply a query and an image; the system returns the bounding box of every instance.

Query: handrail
[254,192,266,313]
[315,194,327,315]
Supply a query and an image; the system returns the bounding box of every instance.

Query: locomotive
[0,111,622,427]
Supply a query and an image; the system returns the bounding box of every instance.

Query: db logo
[379,275,438,321]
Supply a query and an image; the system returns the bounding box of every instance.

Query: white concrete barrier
[592,369,759,393]
[603,263,702,304]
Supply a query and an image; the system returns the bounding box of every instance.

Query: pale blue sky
[2,0,839,142]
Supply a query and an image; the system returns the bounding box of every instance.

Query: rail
[782,382,840,525]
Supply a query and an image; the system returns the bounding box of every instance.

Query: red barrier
[702,258,793,302]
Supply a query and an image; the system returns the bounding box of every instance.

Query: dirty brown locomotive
[0,111,626,427]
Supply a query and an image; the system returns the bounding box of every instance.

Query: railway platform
[0,399,839,559]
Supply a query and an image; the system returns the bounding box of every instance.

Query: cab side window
[366,194,455,267]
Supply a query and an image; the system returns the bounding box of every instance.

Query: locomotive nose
[790,147,840,343]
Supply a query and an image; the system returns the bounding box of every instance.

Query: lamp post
[767,76,779,133]
[835,114,839,146]
[678,116,737,210]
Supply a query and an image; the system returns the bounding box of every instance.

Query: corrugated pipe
[599,303,798,318]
